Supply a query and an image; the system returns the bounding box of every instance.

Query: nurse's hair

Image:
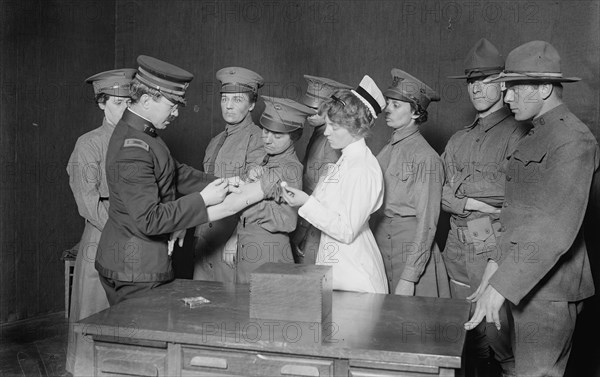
[318,89,374,138]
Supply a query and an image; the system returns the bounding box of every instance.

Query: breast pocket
[387,170,417,217]
[510,148,547,184]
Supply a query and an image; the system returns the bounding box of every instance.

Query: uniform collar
[101,117,117,132]
[390,123,419,145]
[225,114,254,136]
[341,137,366,157]
[465,106,512,132]
[532,104,568,128]
[122,108,158,137]
[267,143,296,161]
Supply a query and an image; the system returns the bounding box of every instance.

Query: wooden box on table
[249,262,332,323]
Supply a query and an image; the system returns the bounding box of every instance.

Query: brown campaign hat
[384,68,440,110]
[134,55,194,106]
[448,38,504,80]
[488,41,581,83]
[260,96,315,133]
[301,75,352,109]
[85,68,136,97]
[216,67,264,94]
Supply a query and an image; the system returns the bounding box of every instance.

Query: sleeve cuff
[400,266,421,283]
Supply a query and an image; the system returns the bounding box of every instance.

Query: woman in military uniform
[371,69,450,298]
[65,68,135,375]
[226,96,312,284]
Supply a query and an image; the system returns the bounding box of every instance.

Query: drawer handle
[101,359,158,376]
[281,364,320,377]
[190,356,228,369]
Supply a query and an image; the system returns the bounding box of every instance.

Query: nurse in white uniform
[282,76,388,294]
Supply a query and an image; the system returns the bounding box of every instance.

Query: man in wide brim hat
[466,41,598,377]
[442,38,531,377]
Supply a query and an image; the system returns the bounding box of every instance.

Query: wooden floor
[0,312,70,377]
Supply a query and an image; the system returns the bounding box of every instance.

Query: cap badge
[274,104,282,110]
[392,76,404,86]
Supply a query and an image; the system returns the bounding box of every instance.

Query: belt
[455,220,502,244]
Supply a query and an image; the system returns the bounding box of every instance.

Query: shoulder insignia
[123,138,149,151]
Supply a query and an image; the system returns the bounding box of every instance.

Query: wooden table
[79,279,470,376]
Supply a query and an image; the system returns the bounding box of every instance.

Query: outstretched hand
[200,178,229,206]
[280,183,309,207]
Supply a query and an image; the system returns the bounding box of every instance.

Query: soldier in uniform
[95,56,234,306]
[292,75,351,264]
[371,68,450,299]
[443,39,530,376]
[466,41,599,377]
[193,67,264,282]
[228,96,311,283]
[65,68,135,376]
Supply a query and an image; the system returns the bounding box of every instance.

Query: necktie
[206,131,227,175]
[260,154,270,166]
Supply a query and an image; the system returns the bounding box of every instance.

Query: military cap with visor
[85,68,136,97]
[260,96,315,134]
[216,67,264,94]
[301,75,352,109]
[384,68,440,110]
[134,55,194,106]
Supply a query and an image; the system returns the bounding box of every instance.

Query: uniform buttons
[485,229,490,235]
[387,234,391,239]
[475,138,480,142]
[208,222,213,228]
[473,232,479,237]
[506,175,512,181]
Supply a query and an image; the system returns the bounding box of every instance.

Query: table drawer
[95,341,167,377]
[349,360,441,377]
[181,346,334,377]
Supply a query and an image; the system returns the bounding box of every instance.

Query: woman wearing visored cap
[282,76,388,294]
[65,68,135,375]
[222,96,311,283]
[370,69,450,298]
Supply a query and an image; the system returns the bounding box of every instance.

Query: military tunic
[65,118,113,375]
[489,104,599,376]
[441,106,528,372]
[441,107,530,289]
[193,115,264,281]
[372,124,450,297]
[96,109,214,285]
[293,125,341,264]
[235,145,302,283]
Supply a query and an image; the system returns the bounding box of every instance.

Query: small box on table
[249,263,332,323]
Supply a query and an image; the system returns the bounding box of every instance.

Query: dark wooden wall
[0,0,116,322]
[2,3,599,373]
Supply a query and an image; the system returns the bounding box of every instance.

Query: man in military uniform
[193,67,264,281]
[291,75,351,264]
[443,38,530,376]
[466,41,599,377]
[96,56,232,305]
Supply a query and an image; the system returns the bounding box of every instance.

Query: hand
[246,166,266,183]
[200,178,229,206]
[168,229,186,256]
[467,260,498,302]
[464,285,506,331]
[280,184,309,207]
[226,176,245,189]
[465,198,501,214]
[395,279,415,296]
[222,232,238,269]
